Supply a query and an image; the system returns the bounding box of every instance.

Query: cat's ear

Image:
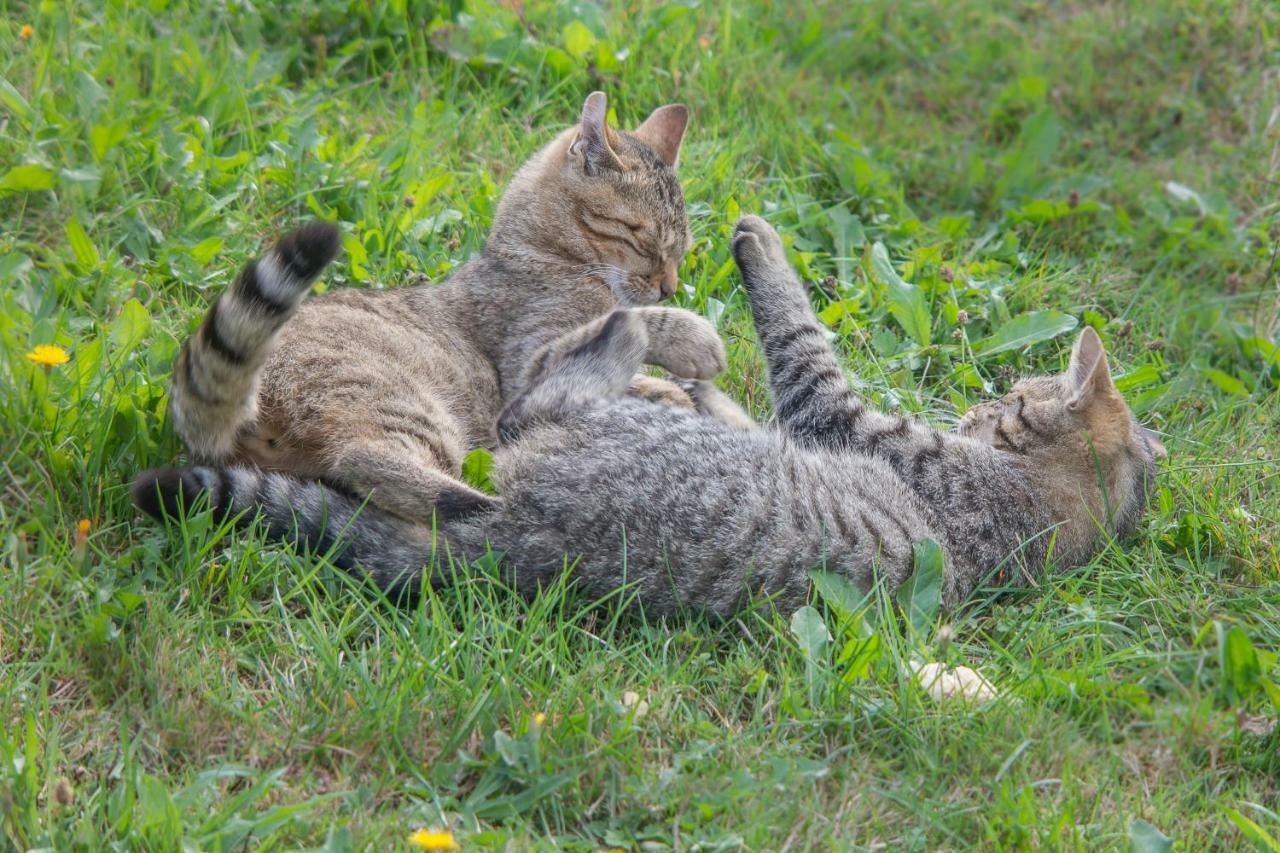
[633,103,688,168]
[569,91,623,174]
[1141,426,1168,460]
[1066,326,1116,410]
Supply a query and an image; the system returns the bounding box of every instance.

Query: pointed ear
[1066,326,1116,410]
[1142,426,1168,460]
[569,91,623,174]
[633,103,688,168]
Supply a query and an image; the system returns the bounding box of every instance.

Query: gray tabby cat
[167,91,717,522]
[133,216,1165,616]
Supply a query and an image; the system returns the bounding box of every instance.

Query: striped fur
[130,465,446,599]
[135,216,1163,618]
[164,93,698,524]
[170,223,340,462]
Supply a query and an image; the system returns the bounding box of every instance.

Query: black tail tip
[276,222,341,279]
[131,467,211,521]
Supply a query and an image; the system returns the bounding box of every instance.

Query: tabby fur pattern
[168,92,709,522]
[136,216,1164,616]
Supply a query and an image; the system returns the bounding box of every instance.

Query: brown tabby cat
[167,92,724,521]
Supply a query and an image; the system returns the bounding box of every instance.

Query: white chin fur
[605,268,650,306]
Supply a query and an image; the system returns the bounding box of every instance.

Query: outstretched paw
[734,215,786,260]
[644,310,727,380]
[731,214,788,277]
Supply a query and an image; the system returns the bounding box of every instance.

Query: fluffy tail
[169,223,340,462]
[130,466,491,598]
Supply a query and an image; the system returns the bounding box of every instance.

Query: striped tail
[130,466,494,599]
[169,223,340,462]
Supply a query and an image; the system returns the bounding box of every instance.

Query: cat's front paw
[643,310,727,380]
[731,215,789,281]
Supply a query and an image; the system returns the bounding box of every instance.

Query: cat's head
[957,327,1165,544]
[488,91,692,305]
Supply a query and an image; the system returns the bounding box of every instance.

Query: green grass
[3,0,1279,848]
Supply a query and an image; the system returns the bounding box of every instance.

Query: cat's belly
[248,291,502,471]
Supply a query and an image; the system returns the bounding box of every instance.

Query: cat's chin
[608,278,663,307]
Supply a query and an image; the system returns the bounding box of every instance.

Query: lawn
[2,0,1279,848]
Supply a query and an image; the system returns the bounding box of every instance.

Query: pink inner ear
[575,91,623,171]
[1143,428,1168,459]
[1067,327,1115,407]
[1069,329,1101,387]
[634,104,688,167]
[580,91,609,133]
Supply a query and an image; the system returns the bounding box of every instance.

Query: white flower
[912,661,999,703]
[621,690,650,718]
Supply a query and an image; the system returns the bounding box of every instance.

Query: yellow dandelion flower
[19,24,33,40]
[25,344,70,367]
[75,519,91,547]
[408,828,459,850]
[533,712,547,726]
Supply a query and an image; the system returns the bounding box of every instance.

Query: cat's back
[282,270,472,346]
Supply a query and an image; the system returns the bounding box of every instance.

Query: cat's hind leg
[498,309,650,443]
[521,306,726,393]
[308,404,496,523]
[328,444,498,522]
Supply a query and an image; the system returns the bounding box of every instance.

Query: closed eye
[586,209,647,232]
[993,419,1024,452]
[1011,395,1047,437]
[580,211,649,256]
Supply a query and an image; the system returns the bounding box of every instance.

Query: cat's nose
[657,260,678,298]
